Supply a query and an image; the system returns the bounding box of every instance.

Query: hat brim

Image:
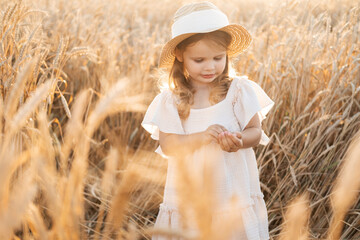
[159,24,252,69]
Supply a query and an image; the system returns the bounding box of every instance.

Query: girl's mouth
[201,74,215,79]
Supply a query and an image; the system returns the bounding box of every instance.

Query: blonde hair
[169,30,233,120]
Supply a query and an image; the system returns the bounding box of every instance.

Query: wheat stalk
[328,130,360,239]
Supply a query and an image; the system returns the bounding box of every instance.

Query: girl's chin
[192,79,215,85]
[198,75,217,81]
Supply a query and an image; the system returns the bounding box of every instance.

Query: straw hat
[159,1,252,69]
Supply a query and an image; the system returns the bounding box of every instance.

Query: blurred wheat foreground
[0,0,359,239]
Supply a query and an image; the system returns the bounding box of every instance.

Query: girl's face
[178,38,227,88]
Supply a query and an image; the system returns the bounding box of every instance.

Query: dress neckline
[190,78,236,112]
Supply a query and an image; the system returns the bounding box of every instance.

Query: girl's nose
[204,61,215,71]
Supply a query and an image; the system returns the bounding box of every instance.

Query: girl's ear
[175,48,183,62]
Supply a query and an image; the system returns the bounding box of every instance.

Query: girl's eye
[194,59,203,63]
[214,57,223,61]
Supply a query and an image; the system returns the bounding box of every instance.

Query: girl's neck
[190,80,211,91]
[192,84,212,109]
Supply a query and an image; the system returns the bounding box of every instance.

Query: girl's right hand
[218,131,243,152]
[203,124,227,144]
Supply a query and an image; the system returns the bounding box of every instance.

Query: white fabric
[232,77,274,145]
[171,9,229,38]
[141,76,274,240]
[141,90,185,157]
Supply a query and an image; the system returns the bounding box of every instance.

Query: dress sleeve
[141,90,185,141]
[233,76,274,145]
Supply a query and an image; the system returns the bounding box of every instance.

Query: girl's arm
[218,114,261,151]
[239,113,262,148]
[159,124,227,157]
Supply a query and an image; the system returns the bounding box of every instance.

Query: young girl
[142,2,274,239]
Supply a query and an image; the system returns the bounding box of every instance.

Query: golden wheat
[0,0,359,239]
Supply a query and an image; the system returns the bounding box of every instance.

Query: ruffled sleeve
[141,90,185,156]
[233,76,274,145]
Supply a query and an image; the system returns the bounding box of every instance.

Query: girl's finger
[220,132,233,151]
[223,132,236,149]
[227,133,242,148]
[218,125,227,132]
[235,132,242,139]
[218,132,230,151]
[214,125,227,135]
[209,127,223,138]
[208,129,219,139]
[234,132,244,147]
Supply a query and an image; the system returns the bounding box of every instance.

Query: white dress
[142,76,274,240]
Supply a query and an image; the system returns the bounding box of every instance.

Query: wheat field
[0,0,359,239]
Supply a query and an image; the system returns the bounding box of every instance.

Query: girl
[142,2,274,239]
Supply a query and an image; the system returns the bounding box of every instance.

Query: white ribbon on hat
[171,9,230,38]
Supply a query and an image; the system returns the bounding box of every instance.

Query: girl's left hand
[218,131,243,152]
